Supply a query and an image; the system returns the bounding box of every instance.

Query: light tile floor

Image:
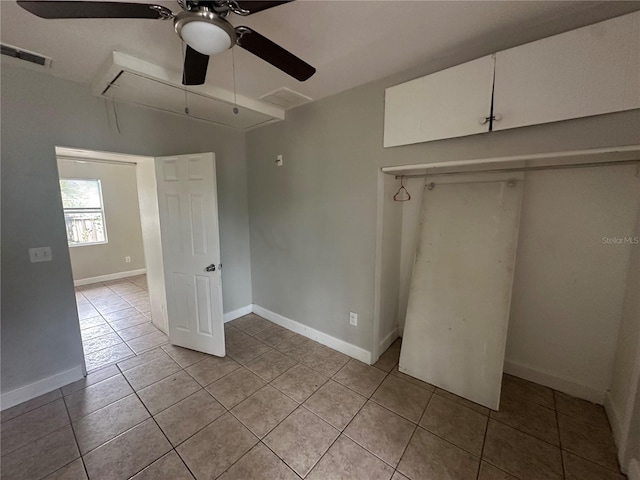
[0,296,626,479]
[74,276,168,371]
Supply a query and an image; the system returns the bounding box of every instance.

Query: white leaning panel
[399,174,524,410]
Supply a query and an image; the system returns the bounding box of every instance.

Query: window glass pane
[60,179,102,209]
[64,211,106,245]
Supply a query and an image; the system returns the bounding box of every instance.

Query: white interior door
[399,174,523,409]
[156,153,225,356]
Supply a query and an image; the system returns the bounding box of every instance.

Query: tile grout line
[554,390,568,480]
[550,401,626,475]
[336,367,467,475]
[186,318,403,478]
[378,368,424,479]
[256,440,305,480]
[296,366,398,474]
[487,410,566,452]
[1,397,74,460]
[106,331,293,479]
[394,425,418,479]
[79,284,147,370]
[476,395,491,480]
[60,390,92,480]
[81,283,146,317]
[63,378,133,424]
[207,319,385,479]
[358,377,527,479]
[114,359,201,480]
[178,345,304,479]
[254,370,374,479]
[366,374,433,425]
[262,402,343,478]
[0,392,63,425]
[314,362,493,476]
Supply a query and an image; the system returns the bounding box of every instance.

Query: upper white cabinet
[493,11,640,131]
[383,55,495,148]
[384,12,640,147]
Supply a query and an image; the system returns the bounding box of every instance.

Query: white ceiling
[2,0,638,104]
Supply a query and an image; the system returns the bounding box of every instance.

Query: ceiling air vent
[259,87,312,109]
[1,43,51,67]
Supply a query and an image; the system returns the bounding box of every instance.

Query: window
[60,179,108,246]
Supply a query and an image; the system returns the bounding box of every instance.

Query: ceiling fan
[17,0,316,85]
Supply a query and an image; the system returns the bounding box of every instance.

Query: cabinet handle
[479,114,502,125]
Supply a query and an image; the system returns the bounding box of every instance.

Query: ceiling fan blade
[17,1,172,19]
[234,1,293,15]
[235,27,315,81]
[182,45,209,86]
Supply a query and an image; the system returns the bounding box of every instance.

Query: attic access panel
[103,71,275,129]
[93,52,285,130]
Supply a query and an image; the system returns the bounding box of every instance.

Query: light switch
[276,154,284,167]
[29,246,52,263]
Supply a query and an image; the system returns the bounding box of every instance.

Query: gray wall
[506,165,639,397]
[57,159,146,281]
[1,64,252,394]
[246,58,640,354]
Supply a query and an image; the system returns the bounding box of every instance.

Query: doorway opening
[56,147,169,371]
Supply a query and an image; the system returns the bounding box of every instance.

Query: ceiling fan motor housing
[174,8,237,55]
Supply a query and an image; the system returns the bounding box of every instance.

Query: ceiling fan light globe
[180,21,232,55]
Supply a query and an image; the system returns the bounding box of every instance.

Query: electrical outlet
[125,256,131,263]
[29,246,52,263]
[276,154,284,167]
[349,312,358,326]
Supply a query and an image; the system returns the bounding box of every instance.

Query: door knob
[205,264,216,272]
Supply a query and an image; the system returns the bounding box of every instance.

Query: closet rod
[393,158,640,179]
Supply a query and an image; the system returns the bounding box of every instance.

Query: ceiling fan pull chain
[232,48,239,114]
[227,0,250,16]
[181,42,190,114]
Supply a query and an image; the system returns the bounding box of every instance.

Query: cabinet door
[383,55,494,147]
[493,12,640,131]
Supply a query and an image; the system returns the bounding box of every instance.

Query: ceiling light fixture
[174,9,236,56]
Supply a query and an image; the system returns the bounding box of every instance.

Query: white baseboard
[604,391,624,447]
[74,268,147,287]
[1,365,85,410]
[252,304,372,364]
[628,459,640,480]
[503,359,606,404]
[379,326,400,353]
[223,305,253,323]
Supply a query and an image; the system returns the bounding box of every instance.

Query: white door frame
[55,146,169,333]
